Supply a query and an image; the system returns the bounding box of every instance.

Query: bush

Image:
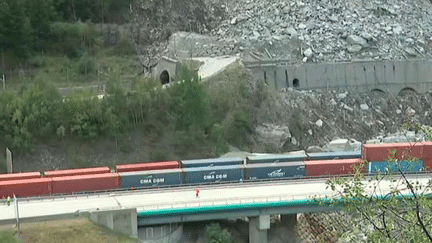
[76,53,96,75]
[28,55,47,68]
[206,223,234,243]
[47,22,100,57]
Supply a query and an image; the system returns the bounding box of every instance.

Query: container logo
[203,171,228,180]
[140,175,165,184]
[268,169,285,177]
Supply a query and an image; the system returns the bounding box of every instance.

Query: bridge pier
[280,214,299,243]
[90,208,138,239]
[249,215,270,243]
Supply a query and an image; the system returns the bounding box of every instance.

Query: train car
[307,150,361,160]
[51,173,120,194]
[180,157,244,168]
[0,172,41,182]
[182,165,244,184]
[305,158,364,177]
[362,143,423,161]
[246,153,307,164]
[425,159,432,171]
[115,161,180,173]
[119,169,183,188]
[368,160,424,175]
[422,142,432,159]
[245,161,305,180]
[0,178,52,198]
[44,167,111,177]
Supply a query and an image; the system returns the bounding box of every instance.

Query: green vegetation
[0,0,258,166]
[0,63,256,160]
[206,223,235,243]
[0,230,18,243]
[0,0,133,60]
[0,218,137,243]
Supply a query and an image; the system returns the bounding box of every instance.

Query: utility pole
[14,195,20,235]
[1,74,5,90]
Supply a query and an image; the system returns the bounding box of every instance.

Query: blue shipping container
[368,160,424,175]
[181,157,244,168]
[245,162,305,180]
[182,165,244,184]
[119,169,182,188]
[246,153,307,164]
[307,150,362,160]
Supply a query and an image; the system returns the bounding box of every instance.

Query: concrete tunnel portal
[160,70,170,85]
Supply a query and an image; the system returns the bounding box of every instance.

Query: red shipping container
[424,159,432,171]
[422,142,432,159]
[305,159,365,177]
[0,172,41,182]
[362,142,423,162]
[0,178,52,198]
[45,167,111,177]
[51,173,120,194]
[115,161,180,172]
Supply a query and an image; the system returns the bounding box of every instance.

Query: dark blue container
[307,150,362,160]
[182,165,244,184]
[246,153,307,164]
[245,162,305,180]
[181,157,244,168]
[119,169,182,188]
[368,160,424,175]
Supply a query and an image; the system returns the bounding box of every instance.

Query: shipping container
[424,159,432,171]
[245,162,305,180]
[305,159,364,177]
[362,143,423,161]
[182,165,244,184]
[115,161,180,173]
[51,173,120,194]
[422,142,432,159]
[0,172,41,182]
[246,154,307,164]
[0,178,52,198]
[45,167,111,177]
[119,169,182,188]
[180,157,244,168]
[368,160,424,175]
[307,151,361,160]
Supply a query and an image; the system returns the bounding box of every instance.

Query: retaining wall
[244,59,432,95]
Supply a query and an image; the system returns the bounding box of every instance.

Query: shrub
[76,53,96,75]
[206,223,234,243]
[28,55,47,68]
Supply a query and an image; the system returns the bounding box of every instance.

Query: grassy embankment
[0,218,137,243]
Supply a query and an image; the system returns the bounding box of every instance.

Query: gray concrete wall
[90,208,138,239]
[139,223,183,243]
[244,59,432,95]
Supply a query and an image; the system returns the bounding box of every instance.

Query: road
[0,174,430,224]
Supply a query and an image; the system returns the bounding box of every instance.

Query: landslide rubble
[253,88,432,152]
[217,0,432,62]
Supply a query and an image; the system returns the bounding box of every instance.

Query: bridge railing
[135,192,331,212]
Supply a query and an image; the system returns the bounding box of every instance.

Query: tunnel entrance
[160,70,170,85]
[293,78,299,88]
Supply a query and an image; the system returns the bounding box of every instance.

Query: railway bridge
[1,174,430,243]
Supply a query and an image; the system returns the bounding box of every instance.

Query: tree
[24,0,59,51]
[0,0,32,59]
[205,223,235,243]
[319,129,432,242]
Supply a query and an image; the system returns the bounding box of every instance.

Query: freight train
[1,142,432,199]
